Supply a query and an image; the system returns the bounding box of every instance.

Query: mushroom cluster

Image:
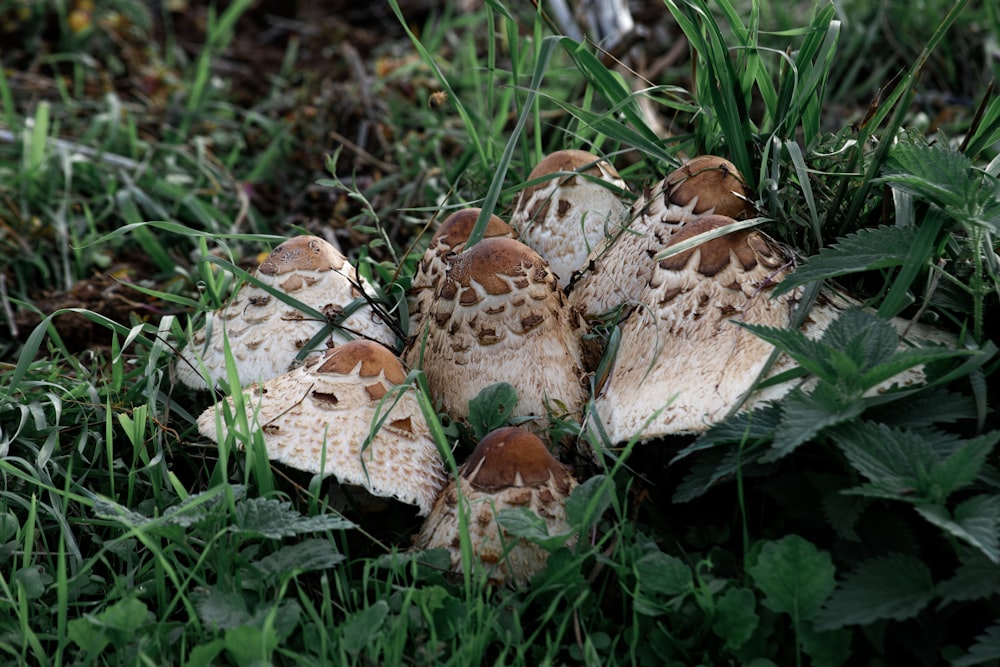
[178,148,953,587]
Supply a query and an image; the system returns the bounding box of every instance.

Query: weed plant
[1,0,999,665]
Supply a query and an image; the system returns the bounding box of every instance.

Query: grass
[1,0,1000,664]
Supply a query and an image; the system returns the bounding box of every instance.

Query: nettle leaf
[938,552,1000,605]
[94,484,241,533]
[249,538,347,582]
[232,498,355,539]
[916,494,1000,564]
[879,143,973,210]
[468,382,519,440]
[738,323,839,381]
[194,588,250,631]
[951,624,1000,667]
[820,308,899,372]
[497,507,575,551]
[816,553,934,630]
[866,387,977,428]
[766,384,864,461]
[673,445,768,503]
[773,226,916,296]
[749,535,836,623]
[672,405,781,462]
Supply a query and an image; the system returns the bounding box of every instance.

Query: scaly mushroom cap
[590,215,796,440]
[197,340,446,515]
[403,237,587,433]
[568,155,750,318]
[407,209,516,344]
[176,236,396,390]
[510,149,629,288]
[413,426,578,587]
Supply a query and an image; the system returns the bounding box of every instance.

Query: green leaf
[633,551,693,615]
[879,143,974,210]
[224,624,279,666]
[249,538,346,582]
[749,535,836,623]
[820,308,900,372]
[938,553,1000,605]
[12,565,52,600]
[194,589,250,631]
[738,323,839,382]
[916,495,1000,564]
[232,498,355,539]
[467,383,519,441]
[800,625,853,667]
[866,387,977,428]
[713,587,758,650]
[816,554,934,630]
[496,507,575,551]
[340,601,390,655]
[565,474,614,530]
[766,384,864,461]
[950,623,1000,667]
[68,598,152,654]
[773,226,917,296]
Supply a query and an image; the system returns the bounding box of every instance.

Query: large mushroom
[413,426,578,587]
[590,215,796,441]
[407,208,517,347]
[569,155,750,319]
[197,339,445,515]
[176,235,396,390]
[404,237,587,434]
[509,149,629,288]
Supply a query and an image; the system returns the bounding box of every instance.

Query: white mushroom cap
[403,237,587,434]
[407,209,516,345]
[177,235,396,390]
[509,149,629,288]
[590,215,796,441]
[413,426,578,587]
[568,155,750,319]
[197,339,446,515]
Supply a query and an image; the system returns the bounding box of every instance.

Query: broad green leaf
[712,587,758,650]
[816,553,933,630]
[224,624,279,666]
[773,226,916,296]
[496,507,575,551]
[749,535,835,623]
[879,143,974,210]
[952,624,1000,667]
[800,625,853,667]
[68,598,151,654]
[866,387,977,428]
[938,553,1000,605]
[12,565,52,600]
[672,404,782,462]
[340,601,390,655]
[673,445,767,503]
[738,323,838,381]
[467,383,519,441]
[819,308,899,372]
[194,589,250,631]
[635,551,693,599]
[766,384,864,461]
[916,495,1000,564]
[249,538,347,581]
[232,498,355,539]
[565,474,614,529]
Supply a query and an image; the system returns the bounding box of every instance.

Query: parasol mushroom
[177,235,396,390]
[510,149,629,288]
[404,237,587,434]
[197,339,445,515]
[413,426,578,587]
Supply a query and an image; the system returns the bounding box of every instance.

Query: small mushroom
[510,149,629,288]
[404,237,587,434]
[407,208,516,346]
[413,426,578,587]
[177,235,396,390]
[568,155,750,319]
[590,215,796,441]
[197,340,446,515]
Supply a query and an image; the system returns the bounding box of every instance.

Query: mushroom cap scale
[413,427,578,588]
[407,209,516,344]
[510,149,629,288]
[176,236,396,390]
[404,238,587,433]
[591,216,797,441]
[197,340,445,515]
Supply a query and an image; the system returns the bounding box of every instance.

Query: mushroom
[177,235,396,390]
[509,149,629,288]
[197,340,446,515]
[590,215,796,441]
[404,237,587,434]
[413,426,578,587]
[407,208,516,347]
[568,155,750,319]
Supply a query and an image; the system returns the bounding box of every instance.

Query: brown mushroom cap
[176,235,396,390]
[510,150,629,288]
[663,155,750,220]
[197,340,445,515]
[403,238,587,434]
[413,426,578,587]
[590,217,797,440]
[407,209,516,344]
